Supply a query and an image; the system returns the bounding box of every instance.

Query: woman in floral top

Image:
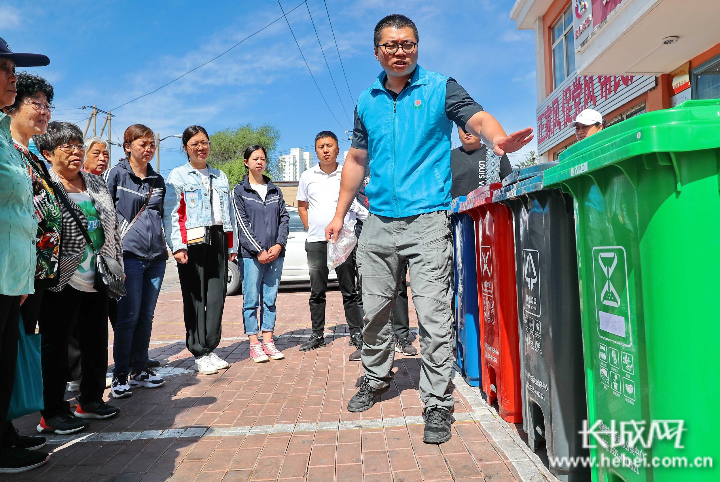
[6,73,62,332]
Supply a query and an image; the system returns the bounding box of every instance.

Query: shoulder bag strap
[122,176,157,239]
[55,186,96,253]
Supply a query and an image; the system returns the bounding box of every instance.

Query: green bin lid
[543,100,720,186]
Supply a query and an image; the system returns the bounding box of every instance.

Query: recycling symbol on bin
[481,248,492,277]
[524,252,538,291]
[598,252,620,307]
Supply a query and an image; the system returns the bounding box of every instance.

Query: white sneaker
[129,368,166,388]
[208,352,230,369]
[194,355,218,375]
[67,379,81,392]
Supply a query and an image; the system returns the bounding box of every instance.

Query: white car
[281,207,337,282]
[227,207,335,294]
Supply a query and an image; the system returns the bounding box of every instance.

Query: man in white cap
[573,108,604,141]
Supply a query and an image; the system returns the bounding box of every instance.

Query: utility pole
[83,105,97,137]
[156,133,183,173]
[155,133,160,172]
[82,106,114,165]
[107,111,112,163]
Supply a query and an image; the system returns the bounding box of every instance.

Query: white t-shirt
[297,163,360,242]
[198,167,223,225]
[251,182,268,201]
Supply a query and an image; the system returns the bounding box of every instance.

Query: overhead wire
[108,0,308,112]
[322,0,354,108]
[304,1,351,123]
[277,0,346,131]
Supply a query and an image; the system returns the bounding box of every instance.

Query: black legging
[0,295,21,445]
[177,226,228,358]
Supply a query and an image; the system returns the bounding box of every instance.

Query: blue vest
[356,65,452,218]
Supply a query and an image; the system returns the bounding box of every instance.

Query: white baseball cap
[572,109,603,127]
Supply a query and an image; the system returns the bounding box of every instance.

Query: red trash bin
[458,184,522,423]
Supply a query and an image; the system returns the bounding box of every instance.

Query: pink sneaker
[262,340,285,360]
[250,342,269,363]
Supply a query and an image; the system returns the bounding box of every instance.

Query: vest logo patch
[414,99,422,110]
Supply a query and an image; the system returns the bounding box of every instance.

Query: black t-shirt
[450,145,512,198]
[351,77,483,150]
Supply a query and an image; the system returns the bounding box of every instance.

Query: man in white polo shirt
[297,131,365,359]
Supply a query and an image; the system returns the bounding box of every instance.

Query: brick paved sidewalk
[1,274,555,482]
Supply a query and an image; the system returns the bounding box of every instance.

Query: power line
[322,0,354,108]
[277,0,346,131]
[108,0,308,112]
[304,1,351,123]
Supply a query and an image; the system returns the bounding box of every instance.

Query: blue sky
[0,0,537,176]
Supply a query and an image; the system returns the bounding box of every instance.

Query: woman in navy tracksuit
[232,145,289,363]
[105,124,167,398]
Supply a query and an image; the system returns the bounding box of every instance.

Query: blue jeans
[114,257,165,375]
[242,257,284,335]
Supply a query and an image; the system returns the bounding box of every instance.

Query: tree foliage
[516,150,539,169]
[207,124,280,186]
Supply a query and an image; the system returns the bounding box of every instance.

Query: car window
[288,211,306,233]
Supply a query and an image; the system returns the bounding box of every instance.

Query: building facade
[511,0,720,161]
[279,148,312,182]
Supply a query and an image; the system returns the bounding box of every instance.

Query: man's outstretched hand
[325,217,344,243]
[493,127,534,156]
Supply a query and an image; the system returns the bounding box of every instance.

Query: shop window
[692,54,720,100]
[551,6,576,90]
[606,102,646,128]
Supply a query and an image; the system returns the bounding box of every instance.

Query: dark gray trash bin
[493,163,590,482]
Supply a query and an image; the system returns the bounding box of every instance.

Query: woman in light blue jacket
[164,125,237,375]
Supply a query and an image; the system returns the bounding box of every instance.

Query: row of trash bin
[450,101,720,482]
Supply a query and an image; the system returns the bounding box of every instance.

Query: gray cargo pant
[356,210,454,410]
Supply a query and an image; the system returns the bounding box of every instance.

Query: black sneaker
[347,379,388,412]
[130,368,166,388]
[37,413,88,435]
[0,447,49,474]
[299,334,326,352]
[147,359,161,368]
[395,338,418,356]
[111,373,133,399]
[423,407,452,444]
[2,423,45,451]
[74,401,120,420]
[349,334,363,361]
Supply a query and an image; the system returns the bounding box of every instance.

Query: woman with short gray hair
[34,121,123,434]
[83,137,109,175]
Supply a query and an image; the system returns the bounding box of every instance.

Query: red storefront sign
[592,0,625,26]
[537,75,628,145]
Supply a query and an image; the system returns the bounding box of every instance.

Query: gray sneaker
[347,379,388,412]
[395,338,418,356]
[423,407,452,444]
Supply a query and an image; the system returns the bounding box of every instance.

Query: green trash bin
[544,100,720,481]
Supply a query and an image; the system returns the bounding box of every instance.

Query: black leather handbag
[56,189,127,299]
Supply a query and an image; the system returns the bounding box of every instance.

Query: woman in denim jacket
[164,125,237,375]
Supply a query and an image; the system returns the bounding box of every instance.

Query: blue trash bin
[451,197,481,387]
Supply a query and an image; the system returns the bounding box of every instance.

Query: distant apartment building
[278,148,312,181]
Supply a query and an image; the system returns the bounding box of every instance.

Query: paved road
[3,273,556,482]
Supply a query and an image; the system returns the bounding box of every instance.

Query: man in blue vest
[325,14,533,444]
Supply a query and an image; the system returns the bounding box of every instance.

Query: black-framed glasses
[56,143,85,153]
[23,99,54,112]
[188,140,210,150]
[375,41,417,55]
